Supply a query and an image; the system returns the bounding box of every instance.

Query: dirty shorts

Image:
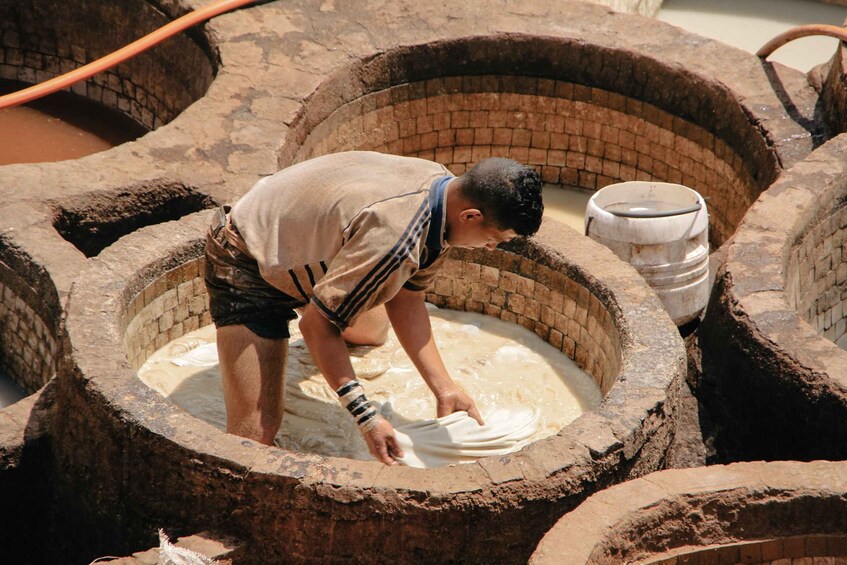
[204,206,301,339]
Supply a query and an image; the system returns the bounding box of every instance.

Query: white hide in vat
[138,305,601,467]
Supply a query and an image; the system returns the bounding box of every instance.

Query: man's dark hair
[458,158,544,236]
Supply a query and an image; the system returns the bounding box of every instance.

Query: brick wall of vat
[427,249,620,394]
[296,77,757,247]
[123,258,211,371]
[121,249,622,394]
[0,262,58,393]
[788,199,847,345]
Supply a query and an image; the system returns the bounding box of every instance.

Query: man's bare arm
[384,287,484,425]
[298,302,403,465]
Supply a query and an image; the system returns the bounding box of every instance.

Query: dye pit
[0,0,845,563]
[0,80,147,165]
[137,308,602,465]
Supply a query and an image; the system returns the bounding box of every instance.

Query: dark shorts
[204,206,301,339]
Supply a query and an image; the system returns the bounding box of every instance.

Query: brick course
[120,248,621,394]
[123,257,210,370]
[0,261,58,393]
[790,195,847,344]
[644,536,847,565]
[295,78,758,246]
[427,249,621,392]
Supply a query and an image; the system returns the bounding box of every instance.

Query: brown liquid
[0,80,148,165]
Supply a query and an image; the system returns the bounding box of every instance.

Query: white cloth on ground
[391,407,539,468]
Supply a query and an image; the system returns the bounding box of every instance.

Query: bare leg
[341,305,390,346]
[216,324,288,445]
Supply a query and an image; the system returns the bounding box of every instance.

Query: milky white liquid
[138,306,602,463]
[542,184,594,232]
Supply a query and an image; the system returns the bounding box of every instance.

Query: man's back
[230,151,449,326]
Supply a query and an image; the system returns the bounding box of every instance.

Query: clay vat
[281,33,820,251]
[531,460,847,564]
[700,133,847,461]
[0,242,62,562]
[0,0,216,131]
[58,208,685,563]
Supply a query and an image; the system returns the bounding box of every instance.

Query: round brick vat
[0,241,63,562]
[699,134,847,461]
[530,460,847,565]
[57,209,685,564]
[0,0,217,131]
[281,33,820,250]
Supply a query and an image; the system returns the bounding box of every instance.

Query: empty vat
[699,133,847,461]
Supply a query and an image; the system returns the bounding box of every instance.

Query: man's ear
[459,208,484,223]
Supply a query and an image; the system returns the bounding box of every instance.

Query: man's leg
[341,305,390,346]
[216,324,288,445]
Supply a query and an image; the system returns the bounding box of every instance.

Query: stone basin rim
[63,211,684,498]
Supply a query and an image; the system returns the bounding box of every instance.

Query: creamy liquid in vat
[138,306,603,464]
[542,184,593,232]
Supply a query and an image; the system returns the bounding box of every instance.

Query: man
[204,151,543,465]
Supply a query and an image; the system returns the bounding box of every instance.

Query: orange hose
[757,23,847,59]
[0,0,257,110]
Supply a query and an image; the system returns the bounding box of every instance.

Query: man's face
[450,219,518,250]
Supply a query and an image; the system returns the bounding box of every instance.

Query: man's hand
[385,289,486,428]
[362,417,404,465]
[436,387,484,425]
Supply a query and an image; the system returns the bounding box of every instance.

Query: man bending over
[204,151,543,465]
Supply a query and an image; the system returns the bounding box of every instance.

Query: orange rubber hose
[757,23,847,59]
[0,0,257,110]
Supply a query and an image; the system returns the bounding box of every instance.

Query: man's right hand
[362,417,404,466]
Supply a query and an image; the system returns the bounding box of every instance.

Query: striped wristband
[335,380,382,431]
